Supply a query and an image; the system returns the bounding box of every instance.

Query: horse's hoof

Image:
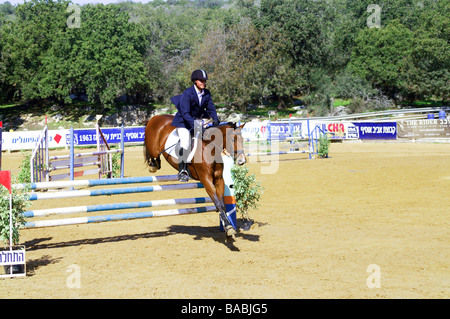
[148,166,158,173]
[225,225,236,238]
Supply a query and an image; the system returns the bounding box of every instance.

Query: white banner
[1,129,69,151]
[242,119,359,140]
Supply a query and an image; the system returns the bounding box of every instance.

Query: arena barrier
[17,154,237,230]
[245,118,321,159]
[30,121,124,184]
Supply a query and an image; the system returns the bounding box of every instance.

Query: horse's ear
[238,123,246,129]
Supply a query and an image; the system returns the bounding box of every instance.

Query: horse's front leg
[199,174,236,239]
[214,167,237,238]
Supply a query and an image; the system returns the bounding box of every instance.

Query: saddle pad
[164,128,200,162]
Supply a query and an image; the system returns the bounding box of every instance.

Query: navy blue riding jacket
[171,85,219,131]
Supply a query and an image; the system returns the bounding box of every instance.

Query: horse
[144,114,246,239]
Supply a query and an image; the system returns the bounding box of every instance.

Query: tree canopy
[0,0,448,113]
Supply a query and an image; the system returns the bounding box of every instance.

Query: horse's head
[202,122,246,166]
[221,122,246,166]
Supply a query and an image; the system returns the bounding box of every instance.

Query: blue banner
[69,127,145,145]
[268,122,302,139]
[353,122,397,140]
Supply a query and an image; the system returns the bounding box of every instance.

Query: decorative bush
[0,184,30,245]
[317,134,331,158]
[231,165,263,221]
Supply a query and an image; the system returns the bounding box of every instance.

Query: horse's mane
[218,122,238,128]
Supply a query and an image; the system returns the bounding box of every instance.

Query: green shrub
[231,165,263,221]
[317,134,331,158]
[111,152,122,178]
[0,183,30,245]
[16,150,32,184]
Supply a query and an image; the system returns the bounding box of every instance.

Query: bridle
[201,125,245,162]
[226,128,245,161]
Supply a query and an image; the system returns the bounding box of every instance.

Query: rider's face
[194,79,206,91]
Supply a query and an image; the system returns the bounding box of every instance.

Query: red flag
[0,170,11,194]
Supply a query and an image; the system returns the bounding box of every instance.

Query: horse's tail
[143,141,152,167]
[143,117,164,173]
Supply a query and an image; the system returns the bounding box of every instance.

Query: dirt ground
[0,142,449,298]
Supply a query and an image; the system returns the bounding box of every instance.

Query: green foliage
[350,22,414,97]
[231,164,263,220]
[0,183,30,245]
[0,0,448,111]
[332,69,379,100]
[317,134,331,158]
[111,152,121,178]
[187,19,296,110]
[16,151,32,184]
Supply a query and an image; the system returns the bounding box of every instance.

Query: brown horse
[144,114,246,239]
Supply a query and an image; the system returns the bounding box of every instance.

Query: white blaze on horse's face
[226,127,246,166]
[236,150,246,166]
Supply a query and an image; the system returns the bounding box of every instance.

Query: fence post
[120,124,124,178]
[70,126,74,189]
[44,122,49,182]
[307,117,312,159]
[96,123,102,179]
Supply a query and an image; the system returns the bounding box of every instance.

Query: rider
[171,69,220,182]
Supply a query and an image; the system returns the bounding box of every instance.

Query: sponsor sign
[397,118,450,139]
[267,122,302,139]
[353,122,397,140]
[71,127,145,146]
[1,129,69,151]
[1,126,146,150]
[242,120,360,140]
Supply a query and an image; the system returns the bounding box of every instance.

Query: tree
[255,0,339,92]
[349,21,414,99]
[186,18,296,110]
[402,35,450,102]
[1,0,70,102]
[0,0,151,106]
[69,4,150,106]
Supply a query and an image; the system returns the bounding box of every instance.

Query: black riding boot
[178,148,189,182]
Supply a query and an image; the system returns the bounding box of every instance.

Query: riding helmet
[191,69,208,82]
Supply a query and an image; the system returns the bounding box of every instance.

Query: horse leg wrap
[219,211,230,228]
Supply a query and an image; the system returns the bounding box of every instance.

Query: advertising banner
[1,126,146,150]
[241,120,269,140]
[353,122,397,140]
[308,121,359,140]
[1,129,69,151]
[397,118,450,139]
[267,122,302,139]
[71,127,145,146]
[242,120,360,140]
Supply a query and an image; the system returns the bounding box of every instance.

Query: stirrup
[178,170,189,182]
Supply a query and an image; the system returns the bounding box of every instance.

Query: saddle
[164,119,213,161]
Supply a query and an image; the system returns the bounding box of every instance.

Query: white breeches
[176,128,191,150]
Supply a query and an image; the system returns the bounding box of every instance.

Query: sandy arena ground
[0,142,449,298]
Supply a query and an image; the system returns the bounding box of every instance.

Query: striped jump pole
[246,150,311,156]
[26,182,204,201]
[24,197,213,218]
[14,175,180,191]
[24,206,217,228]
